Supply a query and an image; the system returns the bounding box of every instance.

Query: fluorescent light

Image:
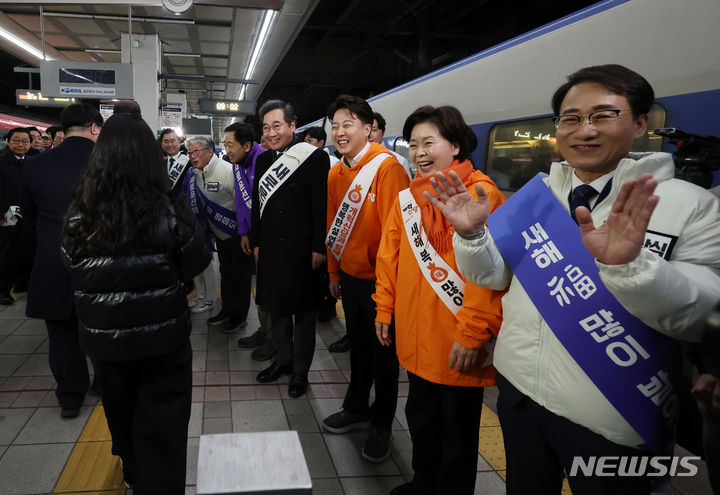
[0,27,52,61]
[85,49,120,54]
[85,49,200,58]
[164,52,201,58]
[238,9,277,100]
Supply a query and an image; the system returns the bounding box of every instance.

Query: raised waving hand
[423,170,490,235]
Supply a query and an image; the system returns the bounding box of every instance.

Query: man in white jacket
[426,64,720,494]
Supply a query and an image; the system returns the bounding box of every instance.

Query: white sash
[399,188,466,315]
[258,142,316,217]
[326,153,389,260]
[168,154,189,188]
[400,188,495,366]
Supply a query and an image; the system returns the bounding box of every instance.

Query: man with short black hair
[432,64,720,494]
[251,99,330,398]
[219,122,272,360]
[19,103,102,418]
[160,129,192,195]
[48,126,65,148]
[26,127,43,156]
[0,127,32,304]
[321,95,410,463]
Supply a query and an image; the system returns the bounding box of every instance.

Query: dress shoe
[256,362,293,383]
[288,373,308,398]
[251,339,276,361]
[60,408,80,419]
[328,334,351,353]
[207,311,229,326]
[221,318,248,334]
[0,293,14,305]
[238,328,266,348]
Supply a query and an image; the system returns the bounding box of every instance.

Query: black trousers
[94,342,192,495]
[271,310,316,375]
[406,372,484,495]
[45,316,90,410]
[215,236,251,320]
[496,374,652,495]
[340,271,399,429]
[0,227,18,294]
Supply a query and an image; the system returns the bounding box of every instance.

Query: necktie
[570,184,597,224]
[168,157,175,171]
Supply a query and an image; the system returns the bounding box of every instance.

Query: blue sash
[487,174,680,454]
[233,163,252,236]
[188,173,238,238]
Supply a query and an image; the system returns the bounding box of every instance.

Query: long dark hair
[65,111,178,255]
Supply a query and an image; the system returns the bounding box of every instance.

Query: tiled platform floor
[0,294,714,494]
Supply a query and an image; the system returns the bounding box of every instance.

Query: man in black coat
[19,103,103,418]
[250,99,330,398]
[0,127,32,304]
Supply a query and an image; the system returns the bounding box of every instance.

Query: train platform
[0,294,713,495]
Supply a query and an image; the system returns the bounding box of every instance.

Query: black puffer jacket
[61,200,211,362]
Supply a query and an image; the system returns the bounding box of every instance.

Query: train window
[485,103,666,190]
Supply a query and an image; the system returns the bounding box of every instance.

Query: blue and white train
[304,0,720,190]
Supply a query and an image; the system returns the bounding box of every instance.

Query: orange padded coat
[326,142,411,281]
[373,160,506,387]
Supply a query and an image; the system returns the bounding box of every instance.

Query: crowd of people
[0,63,718,495]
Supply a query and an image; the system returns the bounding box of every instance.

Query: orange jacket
[373,160,506,387]
[327,142,411,281]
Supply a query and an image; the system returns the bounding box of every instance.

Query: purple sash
[487,174,680,454]
[232,142,265,236]
[183,172,238,238]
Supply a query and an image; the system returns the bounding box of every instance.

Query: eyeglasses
[262,122,288,134]
[188,147,212,156]
[9,138,30,144]
[553,109,628,130]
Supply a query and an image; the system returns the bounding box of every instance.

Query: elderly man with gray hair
[182,136,252,333]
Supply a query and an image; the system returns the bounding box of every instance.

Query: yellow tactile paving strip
[54,404,126,493]
[479,404,572,493]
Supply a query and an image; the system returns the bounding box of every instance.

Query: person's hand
[448,340,480,373]
[577,174,659,265]
[311,252,326,270]
[329,280,341,300]
[240,236,252,256]
[423,170,490,236]
[691,373,720,413]
[253,246,259,261]
[376,322,391,346]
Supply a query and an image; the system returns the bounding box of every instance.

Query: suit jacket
[19,136,94,320]
[0,150,28,269]
[250,144,329,313]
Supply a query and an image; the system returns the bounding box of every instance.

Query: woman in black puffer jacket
[62,106,211,494]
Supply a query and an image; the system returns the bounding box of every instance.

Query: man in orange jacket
[321,95,410,463]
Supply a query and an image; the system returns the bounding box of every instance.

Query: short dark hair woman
[62,109,211,492]
[374,105,506,495]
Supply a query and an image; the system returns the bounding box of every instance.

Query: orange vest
[326,142,411,281]
[373,160,506,387]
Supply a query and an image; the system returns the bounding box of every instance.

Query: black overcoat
[18,136,94,319]
[250,144,329,314]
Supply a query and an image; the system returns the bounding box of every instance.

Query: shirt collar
[571,169,616,194]
[342,141,370,168]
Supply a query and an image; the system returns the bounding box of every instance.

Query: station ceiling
[0,0,594,136]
